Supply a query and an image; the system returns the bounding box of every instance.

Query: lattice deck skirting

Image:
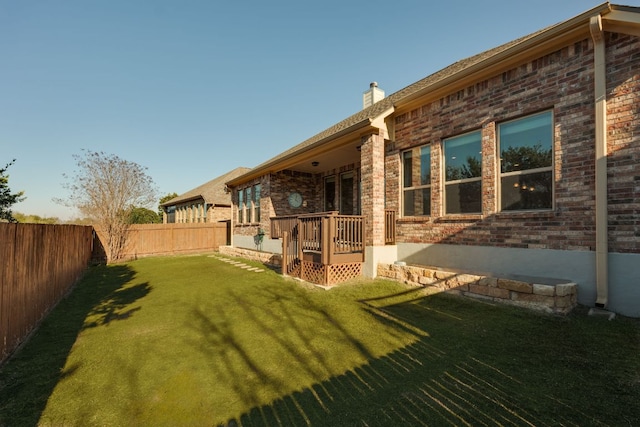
[300,261,363,286]
[285,260,301,278]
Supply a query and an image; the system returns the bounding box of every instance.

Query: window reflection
[499,111,553,211]
[402,145,431,216]
[444,131,482,214]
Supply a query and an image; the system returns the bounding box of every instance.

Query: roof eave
[226,2,635,188]
[396,2,614,112]
[603,5,640,37]
[225,117,375,187]
[161,194,207,207]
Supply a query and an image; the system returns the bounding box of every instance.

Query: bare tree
[59,150,157,261]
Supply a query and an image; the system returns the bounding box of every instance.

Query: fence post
[282,231,289,276]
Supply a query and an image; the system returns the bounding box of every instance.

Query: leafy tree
[500,144,553,210]
[500,144,552,173]
[446,156,482,181]
[59,150,157,261]
[129,207,161,224]
[158,192,178,218]
[65,217,94,225]
[0,160,26,223]
[13,212,59,224]
[445,156,482,213]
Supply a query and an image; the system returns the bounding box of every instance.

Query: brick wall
[268,170,319,216]
[605,33,640,253]
[233,175,269,238]
[233,171,320,238]
[388,34,640,254]
[361,132,386,246]
[317,164,360,214]
[210,205,231,223]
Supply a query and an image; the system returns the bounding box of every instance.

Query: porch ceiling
[284,138,363,174]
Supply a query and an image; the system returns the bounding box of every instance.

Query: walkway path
[209,255,265,273]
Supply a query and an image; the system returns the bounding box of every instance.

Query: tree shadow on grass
[217,289,639,427]
[187,283,382,414]
[0,264,151,426]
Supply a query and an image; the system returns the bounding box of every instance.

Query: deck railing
[385,209,396,245]
[333,215,364,254]
[271,211,364,264]
[271,215,298,239]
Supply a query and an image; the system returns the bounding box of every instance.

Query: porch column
[360,130,386,247]
[361,129,397,278]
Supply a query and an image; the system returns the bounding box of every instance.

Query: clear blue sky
[1,0,630,219]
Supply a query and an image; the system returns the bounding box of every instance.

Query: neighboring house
[225,3,640,317]
[161,167,250,224]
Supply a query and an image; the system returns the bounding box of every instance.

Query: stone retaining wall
[377,263,577,315]
[219,246,282,268]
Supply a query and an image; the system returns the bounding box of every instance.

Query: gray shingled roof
[244,27,552,173]
[162,167,251,207]
[227,2,617,186]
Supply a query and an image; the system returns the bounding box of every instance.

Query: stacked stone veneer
[219,245,282,268]
[377,263,577,314]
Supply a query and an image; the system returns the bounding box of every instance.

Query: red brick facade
[234,171,320,238]
[361,131,386,246]
[386,34,639,254]
[605,34,640,253]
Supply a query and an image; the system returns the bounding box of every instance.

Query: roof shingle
[162,167,251,207]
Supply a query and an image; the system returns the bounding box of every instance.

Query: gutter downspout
[590,15,609,309]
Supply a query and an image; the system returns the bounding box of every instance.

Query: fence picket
[0,222,229,365]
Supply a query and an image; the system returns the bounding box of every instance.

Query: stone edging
[377,263,578,315]
[218,246,282,268]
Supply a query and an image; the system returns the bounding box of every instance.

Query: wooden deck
[272,211,365,285]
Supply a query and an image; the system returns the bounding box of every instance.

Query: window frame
[324,175,336,211]
[245,187,252,223]
[497,110,554,212]
[237,189,244,224]
[253,184,261,223]
[401,144,432,217]
[443,130,483,215]
[339,171,356,215]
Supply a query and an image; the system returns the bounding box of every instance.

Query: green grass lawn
[1,254,639,426]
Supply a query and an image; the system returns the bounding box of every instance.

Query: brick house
[225,3,640,317]
[161,167,250,224]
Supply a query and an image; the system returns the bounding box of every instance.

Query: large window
[238,185,261,223]
[245,187,252,223]
[197,204,205,223]
[340,172,355,215]
[402,145,431,216]
[165,206,176,223]
[238,190,244,223]
[324,176,336,211]
[499,111,553,211]
[253,184,261,222]
[444,131,482,214]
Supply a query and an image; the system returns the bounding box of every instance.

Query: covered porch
[271,210,396,286]
[225,92,398,285]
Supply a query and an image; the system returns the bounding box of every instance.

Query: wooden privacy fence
[0,221,228,365]
[94,222,230,261]
[0,223,94,364]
